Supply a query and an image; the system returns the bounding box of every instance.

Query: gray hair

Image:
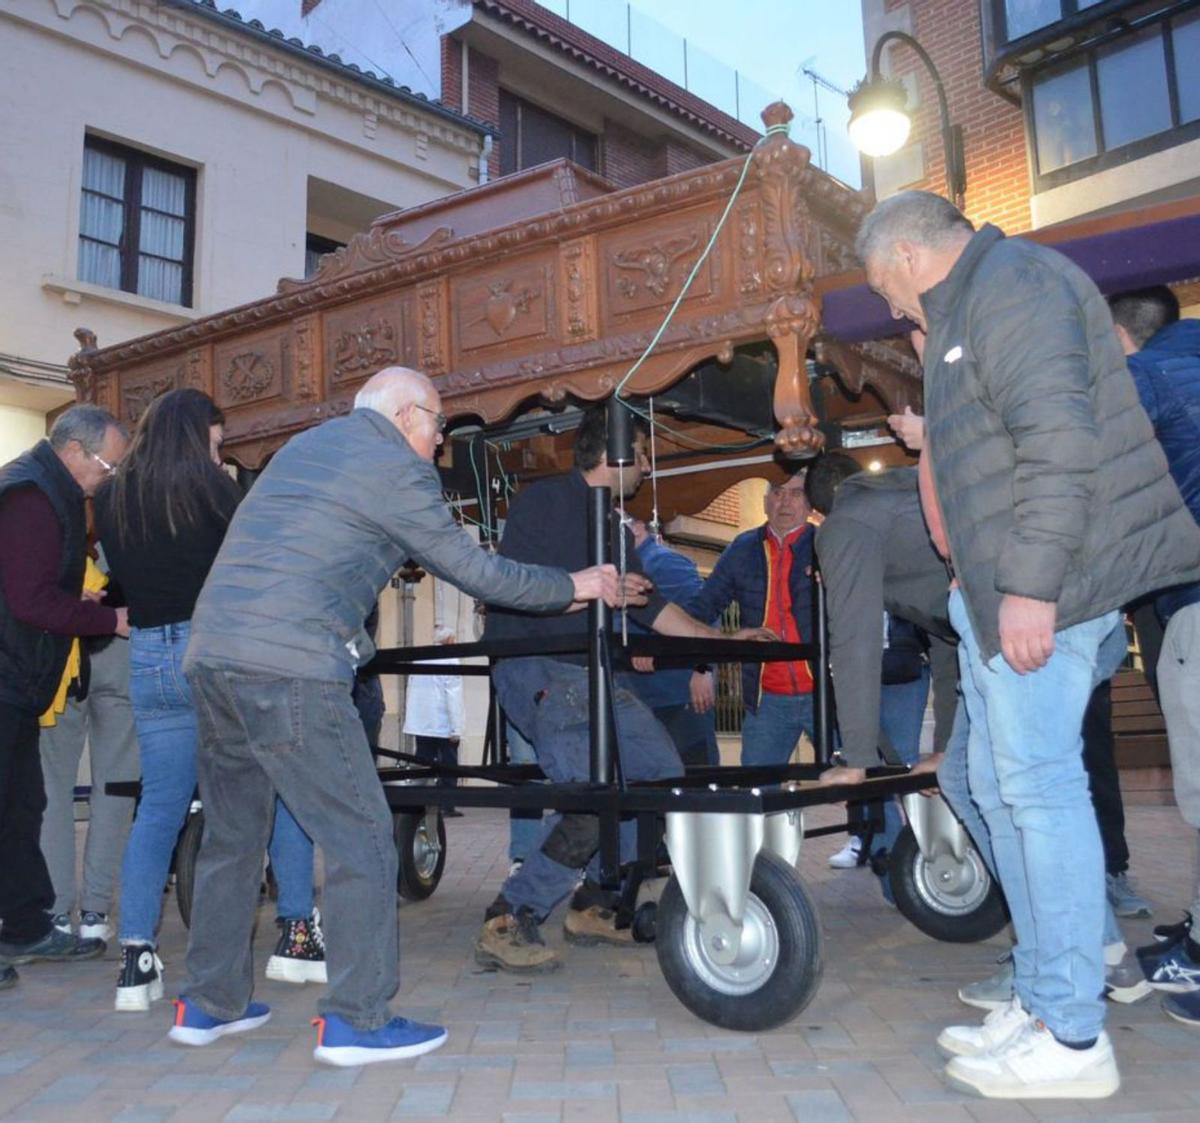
[49,404,125,453]
[353,366,434,417]
[855,190,974,265]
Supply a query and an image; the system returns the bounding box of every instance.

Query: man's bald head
[355,366,444,460]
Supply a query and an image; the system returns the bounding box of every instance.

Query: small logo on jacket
[944,345,963,363]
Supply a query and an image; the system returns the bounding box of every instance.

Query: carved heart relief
[485,287,517,335]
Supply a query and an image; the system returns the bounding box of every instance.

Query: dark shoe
[168,997,271,1046]
[443,809,464,818]
[79,911,112,943]
[475,907,560,973]
[0,927,104,965]
[1138,938,1200,993]
[1163,989,1200,1027]
[115,943,164,1012]
[1153,912,1193,944]
[563,904,634,947]
[0,966,17,990]
[265,908,327,984]
[1106,872,1152,919]
[1104,955,1153,1004]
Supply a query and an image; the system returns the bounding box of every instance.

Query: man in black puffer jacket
[856,191,1200,1101]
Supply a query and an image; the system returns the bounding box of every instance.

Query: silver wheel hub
[682,893,779,996]
[914,847,991,916]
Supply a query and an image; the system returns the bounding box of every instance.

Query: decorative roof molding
[32,0,492,152]
[471,0,761,152]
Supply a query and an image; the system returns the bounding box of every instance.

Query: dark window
[1032,61,1097,173]
[498,89,597,177]
[1175,11,1200,124]
[1001,0,1107,42]
[78,136,196,307]
[1027,13,1200,186]
[304,233,344,279]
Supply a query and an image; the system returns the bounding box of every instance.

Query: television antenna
[800,65,850,171]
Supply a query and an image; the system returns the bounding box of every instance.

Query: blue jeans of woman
[119,623,199,945]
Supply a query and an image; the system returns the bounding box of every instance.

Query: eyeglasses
[412,403,447,433]
[90,451,116,474]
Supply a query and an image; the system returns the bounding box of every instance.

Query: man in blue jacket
[688,470,816,766]
[1109,287,1200,1025]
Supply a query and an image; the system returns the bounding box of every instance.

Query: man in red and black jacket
[688,469,816,766]
[0,406,128,986]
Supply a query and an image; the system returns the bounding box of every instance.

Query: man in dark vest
[0,404,129,987]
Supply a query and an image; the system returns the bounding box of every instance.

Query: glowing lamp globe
[847,80,912,158]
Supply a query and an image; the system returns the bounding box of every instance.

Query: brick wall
[442,38,501,180]
[696,487,741,527]
[663,139,713,178]
[602,119,663,189]
[874,0,1032,232]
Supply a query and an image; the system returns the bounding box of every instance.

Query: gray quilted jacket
[921,225,1200,661]
[186,408,574,682]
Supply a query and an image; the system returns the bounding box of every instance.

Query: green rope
[613,120,791,400]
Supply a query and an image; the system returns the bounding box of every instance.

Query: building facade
[861,0,1200,230]
[0,0,492,459]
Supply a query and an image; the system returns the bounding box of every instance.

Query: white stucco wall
[0,405,50,464]
[0,0,483,379]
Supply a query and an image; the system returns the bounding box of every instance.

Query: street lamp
[848,30,966,207]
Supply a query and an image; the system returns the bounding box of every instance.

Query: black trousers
[0,703,55,944]
[414,735,459,789]
[1082,679,1130,876]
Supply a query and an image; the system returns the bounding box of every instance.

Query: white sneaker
[945,1021,1120,1099]
[937,996,1030,1058]
[79,911,112,943]
[828,836,863,869]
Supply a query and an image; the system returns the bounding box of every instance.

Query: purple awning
[821,210,1200,343]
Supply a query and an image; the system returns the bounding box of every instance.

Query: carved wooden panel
[181,347,213,395]
[321,298,407,391]
[452,259,554,357]
[213,330,286,410]
[291,315,321,400]
[601,216,716,323]
[737,201,764,296]
[119,363,182,425]
[559,237,599,343]
[416,278,448,376]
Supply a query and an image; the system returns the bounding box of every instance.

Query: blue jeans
[269,799,314,921]
[878,668,930,854]
[494,658,683,920]
[950,588,1118,1043]
[120,623,198,945]
[506,723,544,863]
[938,632,1126,948]
[740,692,815,766]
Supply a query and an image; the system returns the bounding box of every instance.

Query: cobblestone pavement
[1,803,1197,1122]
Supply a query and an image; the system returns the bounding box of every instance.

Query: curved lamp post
[848,30,966,208]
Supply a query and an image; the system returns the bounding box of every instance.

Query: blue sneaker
[1163,989,1200,1026]
[312,1012,448,1067]
[1137,940,1200,993]
[168,997,271,1045]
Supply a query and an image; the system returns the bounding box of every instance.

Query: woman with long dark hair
[96,389,324,1011]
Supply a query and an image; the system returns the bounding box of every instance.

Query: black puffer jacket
[186,408,575,683]
[921,225,1200,661]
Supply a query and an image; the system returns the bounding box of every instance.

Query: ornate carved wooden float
[70,102,920,516]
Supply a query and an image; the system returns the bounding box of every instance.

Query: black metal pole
[588,485,615,785]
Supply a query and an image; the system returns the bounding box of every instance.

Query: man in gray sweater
[176,367,625,1067]
[857,191,1200,1100]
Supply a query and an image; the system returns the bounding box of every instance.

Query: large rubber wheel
[655,851,823,1031]
[889,824,1009,943]
[175,808,204,929]
[394,810,446,901]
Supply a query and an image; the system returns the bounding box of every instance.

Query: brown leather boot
[475,907,561,973]
[563,904,635,947]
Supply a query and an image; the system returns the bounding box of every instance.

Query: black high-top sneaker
[265,908,327,984]
[115,943,163,1012]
